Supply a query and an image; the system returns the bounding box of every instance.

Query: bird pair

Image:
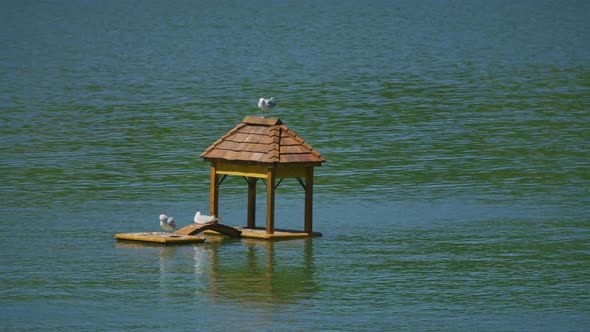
[159,211,217,231]
[159,214,176,231]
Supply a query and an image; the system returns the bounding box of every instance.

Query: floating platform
[115,222,242,245]
[115,223,320,245]
[114,232,205,244]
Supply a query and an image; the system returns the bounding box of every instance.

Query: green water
[1,0,589,330]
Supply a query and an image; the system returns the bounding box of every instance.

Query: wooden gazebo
[200,116,325,237]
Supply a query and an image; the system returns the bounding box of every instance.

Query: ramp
[174,222,242,237]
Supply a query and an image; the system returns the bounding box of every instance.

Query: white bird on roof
[194,211,216,224]
[159,214,177,231]
[258,97,276,112]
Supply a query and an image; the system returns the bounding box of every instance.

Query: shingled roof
[200,116,325,164]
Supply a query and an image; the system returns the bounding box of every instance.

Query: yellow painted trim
[216,161,268,178]
[214,161,318,178]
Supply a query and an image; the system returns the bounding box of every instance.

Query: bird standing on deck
[258,97,276,113]
[159,214,177,231]
[194,211,216,224]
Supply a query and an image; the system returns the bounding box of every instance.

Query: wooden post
[210,161,219,217]
[304,167,314,233]
[247,177,256,229]
[266,167,275,234]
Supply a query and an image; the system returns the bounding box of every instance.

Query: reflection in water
[158,246,177,291]
[117,237,318,313]
[207,238,318,306]
[114,241,184,298]
[193,246,209,276]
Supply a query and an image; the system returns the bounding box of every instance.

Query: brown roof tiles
[201,116,325,165]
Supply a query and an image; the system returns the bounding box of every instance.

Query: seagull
[258,97,276,112]
[194,211,216,224]
[159,214,177,231]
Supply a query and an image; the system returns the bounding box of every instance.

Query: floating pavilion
[200,116,325,239]
[115,116,325,244]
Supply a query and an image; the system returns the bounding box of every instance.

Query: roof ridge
[243,116,282,126]
[269,126,281,162]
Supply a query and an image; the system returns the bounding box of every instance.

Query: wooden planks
[242,116,282,126]
[114,224,319,244]
[200,116,325,164]
[114,232,206,244]
[237,227,322,239]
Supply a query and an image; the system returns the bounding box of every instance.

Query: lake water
[1,0,589,330]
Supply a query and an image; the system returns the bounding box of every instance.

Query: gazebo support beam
[210,161,219,217]
[304,167,314,233]
[266,168,276,234]
[247,177,257,229]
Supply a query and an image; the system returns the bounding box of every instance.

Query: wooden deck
[114,222,242,245]
[115,223,320,245]
[114,232,205,244]
[232,227,321,239]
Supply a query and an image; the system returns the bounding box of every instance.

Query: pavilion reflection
[116,236,319,305]
[205,237,318,305]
